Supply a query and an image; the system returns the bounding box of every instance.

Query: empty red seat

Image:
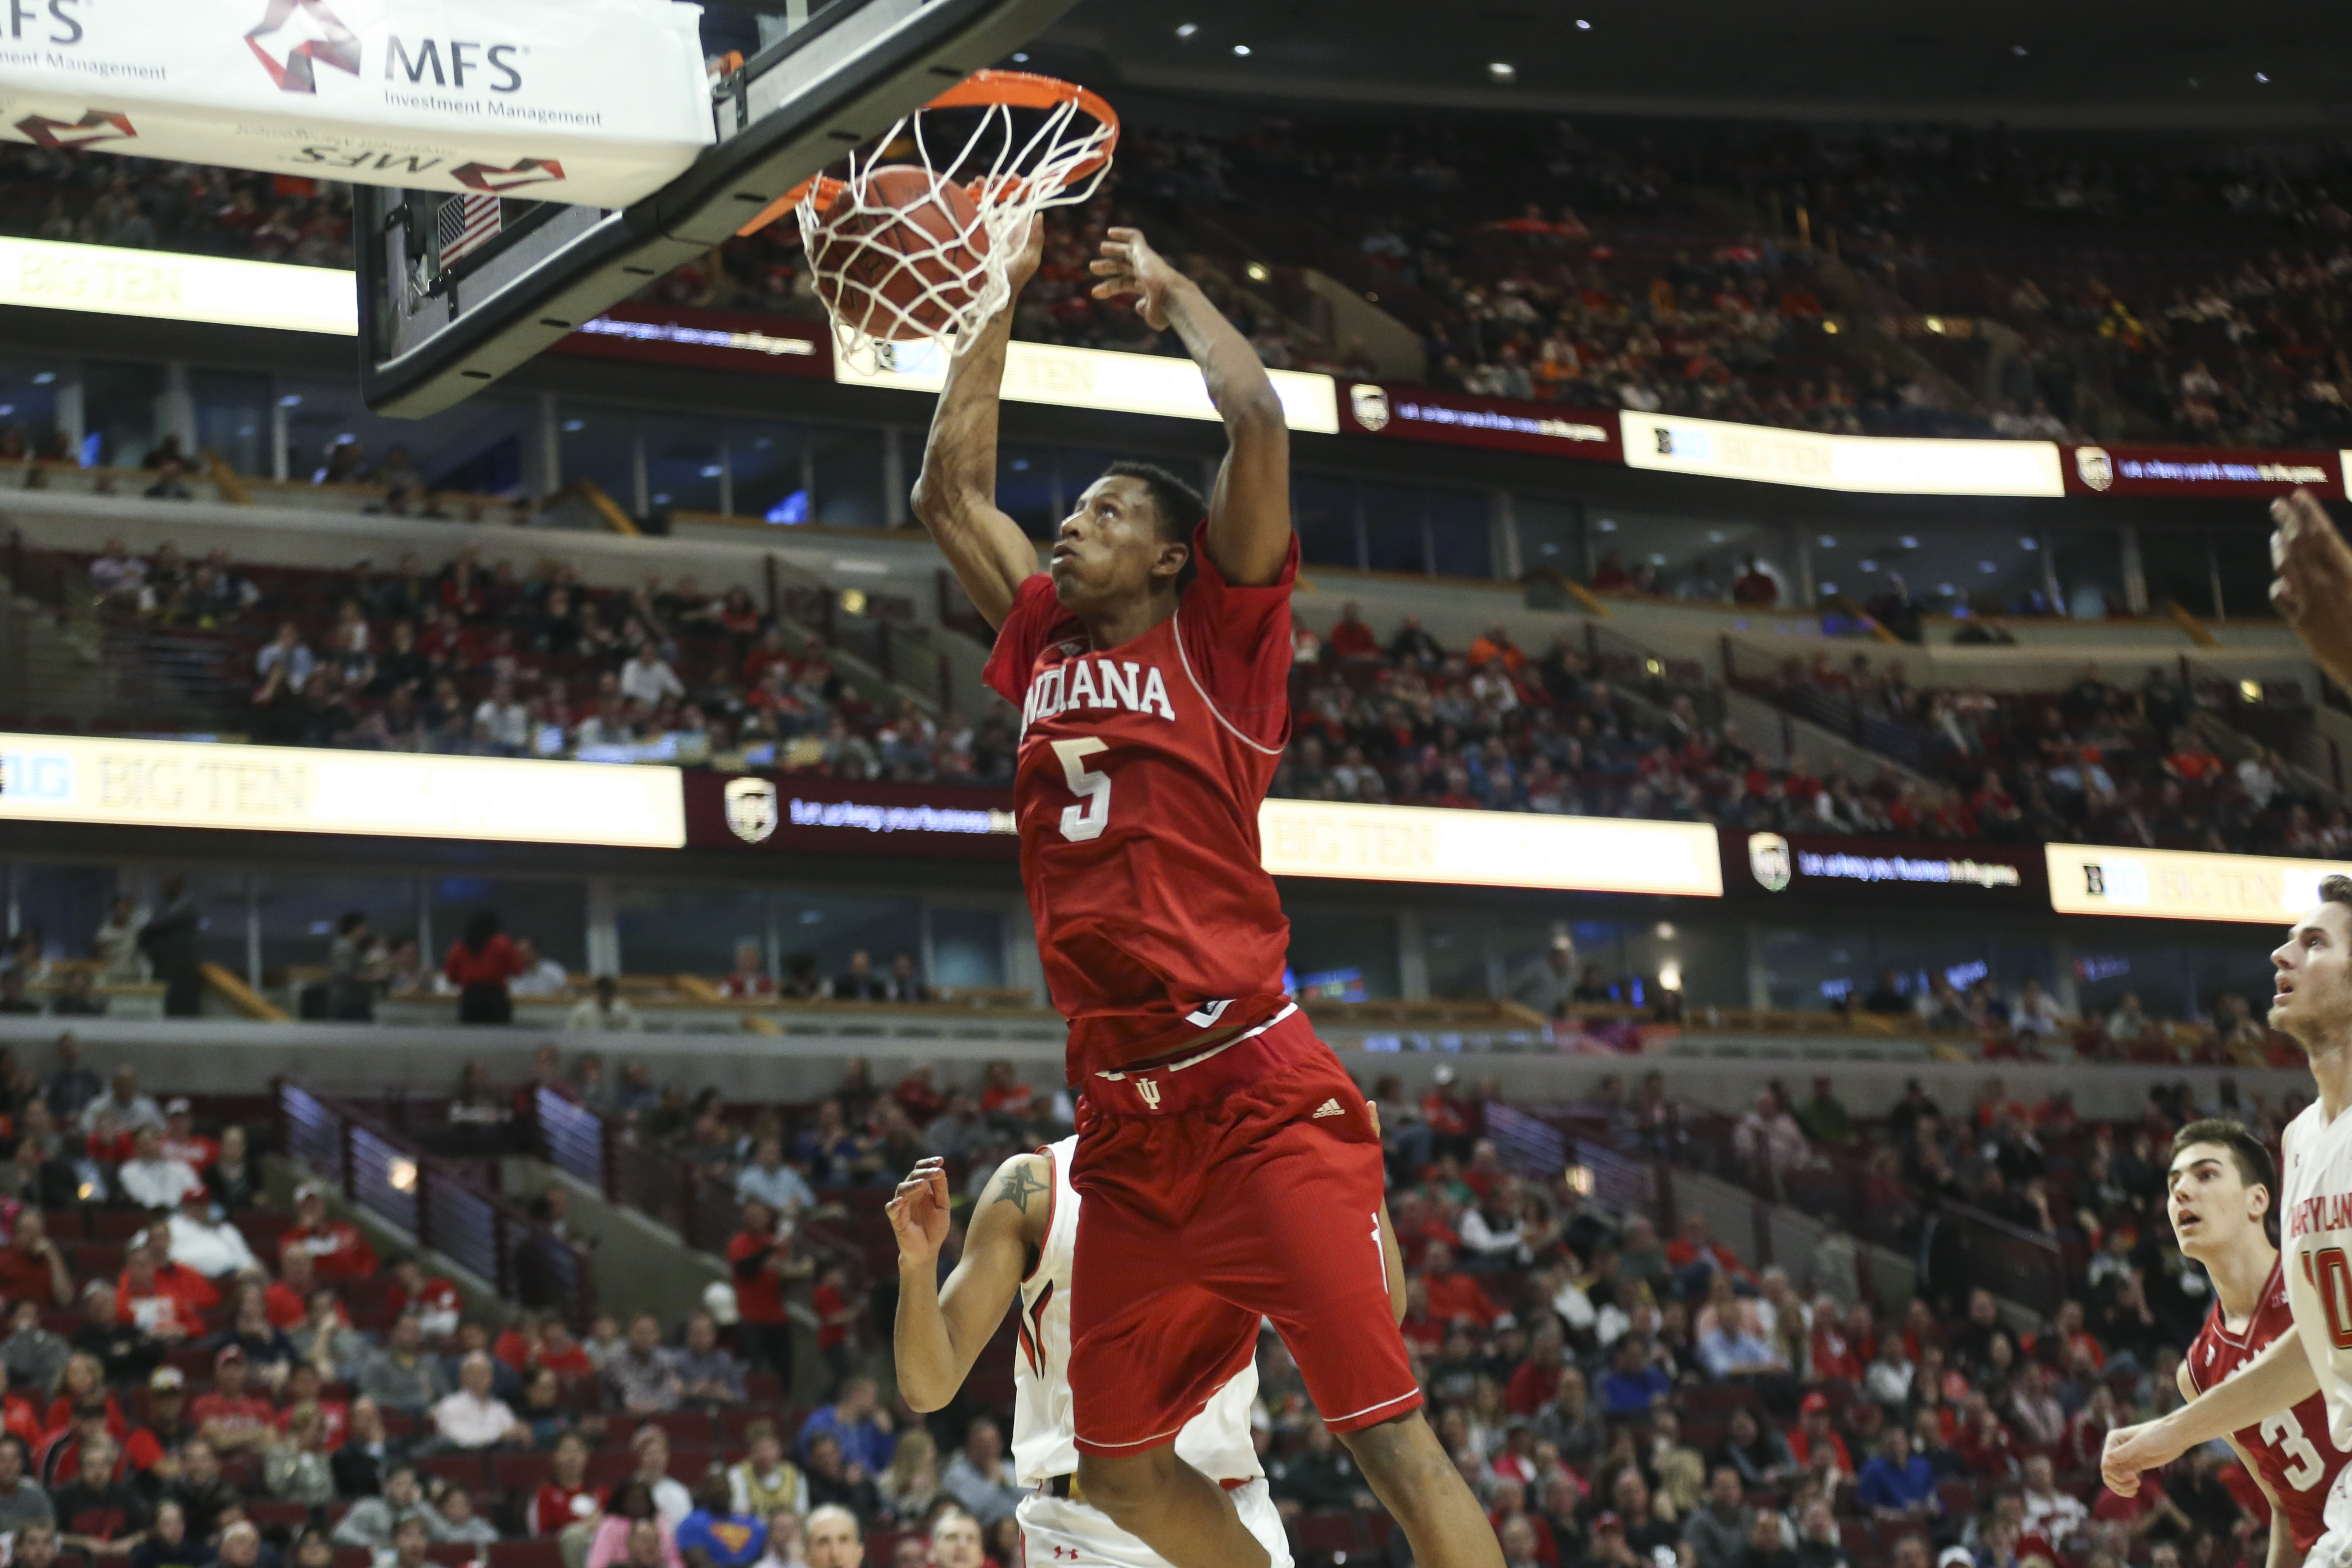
[416,1453,489,1489]
[490,1544,565,1568]
[1294,1513,1362,1555]
[247,1502,313,1529]
[492,1452,556,1495]
[583,1451,638,1491]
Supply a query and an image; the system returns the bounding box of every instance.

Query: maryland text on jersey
[2289,1192,2352,1240]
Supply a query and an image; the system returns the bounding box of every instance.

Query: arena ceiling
[1034,0,2352,131]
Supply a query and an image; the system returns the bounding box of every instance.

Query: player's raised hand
[2101,1420,2180,1496]
[885,1157,952,1265]
[2272,487,2352,690]
[1089,226,1182,330]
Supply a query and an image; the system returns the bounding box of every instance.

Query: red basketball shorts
[1066,1006,1424,1454]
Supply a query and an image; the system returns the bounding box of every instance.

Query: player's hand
[2272,488,2352,688]
[2101,1419,2181,1496]
[885,1158,952,1266]
[1090,227,1182,331]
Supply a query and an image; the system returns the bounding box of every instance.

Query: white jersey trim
[1320,1387,1422,1424]
[1075,1422,1191,1451]
[1170,605,1286,759]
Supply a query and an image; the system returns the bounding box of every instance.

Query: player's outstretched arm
[2179,1363,2298,1568]
[886,1153,1041,1412]
[2272,488,2352,692]
[2106,1331,2320,1493]
[908,223,1047,630]
[1090,228,1291,587]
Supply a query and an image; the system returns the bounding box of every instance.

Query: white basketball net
[796,79,1116,376]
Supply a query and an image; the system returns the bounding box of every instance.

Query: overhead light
[1232,43,1250,56]
[1707,529,1725,542]
[1937,583,1957,596]
[1658,961,1682,992]
[2012,44,2028,56]
[1488,62,1516,82]
[34,372,57,386]
[1245,262,1270,281]
[1575,17,1591,28]
[1648,553,1667,566]
[1899,535,1918,548]
[1645,658,1664,675]
[1011,51,1029,62]
[563,419,584,432]
[2019,536,2038,550]
[1978,560,1998,574]
[2240,679,2263,703]
[1175,21,1198,37]
[1860,559,1878,572]
[1655,922,1676,939]
[1823,320,1840,334]
[1565,1165,1595,1195]
[839,588,868,616]
[1818,534,1837,548]
[1820,581,1839,596]
[387,1158,417,1194]
[1924,316,1945,333]
[1596,518,1619,532]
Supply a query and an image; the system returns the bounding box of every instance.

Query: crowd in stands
[1270,601,2350,864]
[0,146,353,269]
[1757,655,2349,862]
[64,536,1009,785]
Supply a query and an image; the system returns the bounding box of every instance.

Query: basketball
[806,164,989,341]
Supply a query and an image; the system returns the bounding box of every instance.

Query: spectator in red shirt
[978,1061,1035,1122]
[531,1431,604,1536]
[155,1100,218,1172]
[1953,1392,2018,1480]
[190,1347,275,1453]
[1421,1065,1475,1162]
[442,911,523,1026]
[538,1320,595,1380]
[891,1067,944,1128]
[263,1246,318,1329]
[44,1353,126,1447]
[140,1231,221,1321]
[276,1363,347,1451]
[0,1211,73,1309]
[716,942,774,1001]
[0,1363,40,1449]
[726,1200,796,1391]
[1503,1322,1565,1417]
[810,1263,859,1392]
[1325,603,1381,662]
[283,1186,380,1281]
[114,1246,201,1342]
[1664,1213,1747,1294]
[384,1256,460,1335]
[1418,1242,1503,1328]
[1785,1392,1852,1475]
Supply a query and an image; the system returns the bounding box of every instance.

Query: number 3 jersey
[2185,1253,2348,1550]
[982,525,1299,1080]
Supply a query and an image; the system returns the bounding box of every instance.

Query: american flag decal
[437,191,502,267]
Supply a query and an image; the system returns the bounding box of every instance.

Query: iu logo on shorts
[1135,1079,1161,1111]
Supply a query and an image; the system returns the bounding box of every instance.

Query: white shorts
[1014,1478,1293,1568]
[2314,1465,2352,1568]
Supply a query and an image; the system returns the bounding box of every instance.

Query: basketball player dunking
[2168,1117,2349,1568]
[909,221,1502,1568]
[2107,876,2352,1567]
[885,1143,1402,1568]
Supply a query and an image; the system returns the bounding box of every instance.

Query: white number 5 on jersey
[1052,738,1111,842]
[2263,1408,2327,1490]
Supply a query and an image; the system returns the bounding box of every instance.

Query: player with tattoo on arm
[888,1142,1406,1568]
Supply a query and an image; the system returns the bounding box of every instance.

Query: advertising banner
[0,0,713,207]
[0,733,683,847]
[835,337,1342,435]
[1723,830,2045,905]
[1338,383,1623,463]
[2045,844,2346,924]
[2061,443,2339,499]
[1621,411,2066,497]
[681,773,1018,861]
[1260,801,1723,897]
[0,234,355,333]
[549,304,831,379]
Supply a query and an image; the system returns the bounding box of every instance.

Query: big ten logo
[0,749,73,803]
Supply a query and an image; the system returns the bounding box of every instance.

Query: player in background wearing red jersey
[910,219,1501,1568]
[2171,1117,2348,1568]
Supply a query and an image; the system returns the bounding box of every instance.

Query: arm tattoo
[996,1164,1048,1214]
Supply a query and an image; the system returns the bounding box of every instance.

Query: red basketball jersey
[2184,1256,2347,1550]
[982,524,1298,1080]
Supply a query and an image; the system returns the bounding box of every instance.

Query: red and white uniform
[2184,1257,2349,1551]
[983,525,1297,1078]
[984,530,1420,1456]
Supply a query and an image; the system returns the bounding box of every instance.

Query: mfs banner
[0,0,712,207]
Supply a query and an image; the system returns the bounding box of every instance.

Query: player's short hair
[2172,1117,2276,1206]
[2322,874,2352,912]
[1102,460,1206,548]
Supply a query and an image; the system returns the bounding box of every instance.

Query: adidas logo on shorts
[1311,1099,1345,1119]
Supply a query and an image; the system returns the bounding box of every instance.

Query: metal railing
[280,1082,595,1323]
[1722,638,1929,771]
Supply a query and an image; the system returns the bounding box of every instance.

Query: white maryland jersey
[1011,1137,1263,1487]
[2282,1100,2352,1448]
